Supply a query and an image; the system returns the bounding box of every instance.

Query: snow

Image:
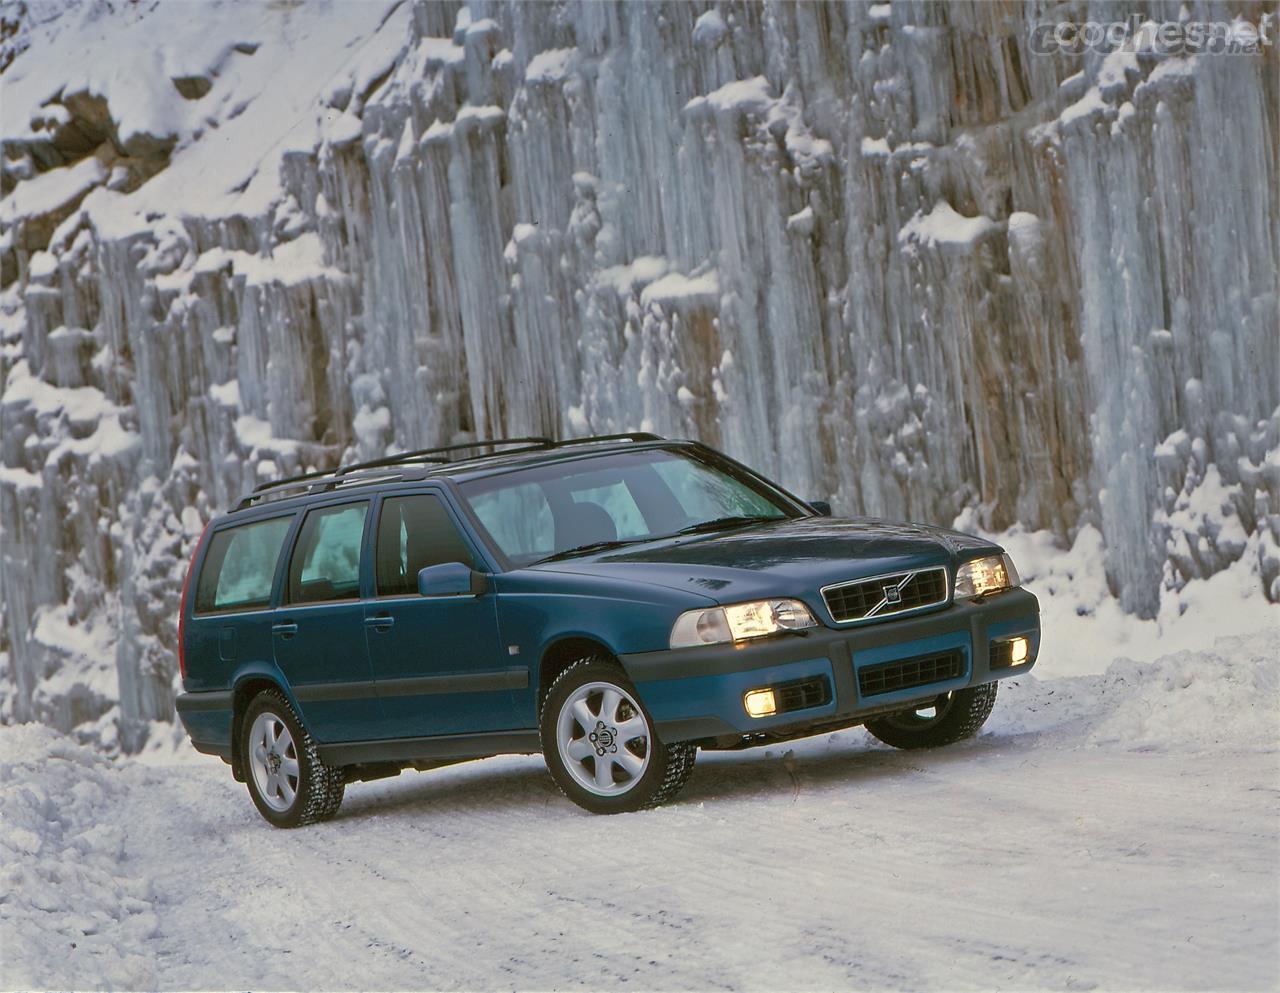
[0,156,105,225]
[524,47,577,84]
[0,725,158,990]
[1,361,118,423]
[2,0,405,225]
[692,10,728,48]
[898,200,999,250]
[1060,87,1109,127]
[639,269,720,309]
[595,255,671,296]
[686,76,775,116]
[209,380,240,408]
[1,593,1276,989]
[957,516,1279,678]
[234,414,298,454]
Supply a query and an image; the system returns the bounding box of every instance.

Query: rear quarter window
[195,517,293,614]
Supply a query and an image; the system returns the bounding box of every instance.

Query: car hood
[529,516,1002,608]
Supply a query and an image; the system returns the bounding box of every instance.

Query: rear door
[271,499,384,742]
[188,514,295,693]
[363,490,522,738]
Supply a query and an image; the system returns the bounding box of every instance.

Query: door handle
[272,622,298,638]
[364,614,395,631]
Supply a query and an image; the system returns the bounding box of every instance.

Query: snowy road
[4,633,1278,992]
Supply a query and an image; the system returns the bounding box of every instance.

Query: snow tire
[864,682,998,750]
[241,688,345,828]
[540,656,696,814]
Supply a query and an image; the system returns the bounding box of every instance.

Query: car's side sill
[316,729,541,766]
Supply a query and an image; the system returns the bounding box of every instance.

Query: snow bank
[0,724,158,990]
[991,631,1278,753]
[957,514,1280,677]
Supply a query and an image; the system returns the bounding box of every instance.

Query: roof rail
[233,467,430,511]
[338,436,554,475]
[233,433,665,512]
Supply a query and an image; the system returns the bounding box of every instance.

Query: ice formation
[0,0,1276,746]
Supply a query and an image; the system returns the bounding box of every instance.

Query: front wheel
[540,658,695,814]
[864,682,998,750]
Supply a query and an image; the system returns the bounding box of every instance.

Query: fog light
[1009,637,1029,665]
[743,688,777,718]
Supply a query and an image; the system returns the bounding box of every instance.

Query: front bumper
[619,587,1039,745]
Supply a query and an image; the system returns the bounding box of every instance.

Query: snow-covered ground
[2,535,1277,992]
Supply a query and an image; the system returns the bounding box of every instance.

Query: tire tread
[245,689,345,827]
[865,681,998,750]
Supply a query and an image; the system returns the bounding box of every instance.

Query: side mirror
[417,562,488,597]
[809,500,833,517]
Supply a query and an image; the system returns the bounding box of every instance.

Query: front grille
[822,567,948,624]
[858,650,964,697]
[774,676,832,714]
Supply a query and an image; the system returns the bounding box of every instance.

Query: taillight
[177,522,212,682]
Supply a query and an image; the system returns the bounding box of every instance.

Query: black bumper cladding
[857,649,964,697]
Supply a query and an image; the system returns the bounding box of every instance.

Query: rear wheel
[540,658,695,814]
[241,689,345,828]
[864,682,998,750]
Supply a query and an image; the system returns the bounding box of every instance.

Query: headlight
[954,554,1020,598]
[670,599,817,649]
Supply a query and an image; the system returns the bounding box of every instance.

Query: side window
[195,517,293,613]
[375,494,477,596]
[288,502,369,604]
[469,482,554,561]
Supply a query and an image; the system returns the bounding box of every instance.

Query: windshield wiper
[672,514,785,536]
[533,538,651,564]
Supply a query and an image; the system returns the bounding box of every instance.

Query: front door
[363,492,522,738]
[272,500,384,742]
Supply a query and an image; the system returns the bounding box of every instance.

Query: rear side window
[288,502,369,604]
[195,517,293,614]
[375,494,476,596]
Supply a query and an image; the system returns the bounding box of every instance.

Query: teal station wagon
[176,435,1040,826]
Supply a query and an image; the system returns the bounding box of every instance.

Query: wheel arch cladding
[539,636,617,708]
[230,676,290,780]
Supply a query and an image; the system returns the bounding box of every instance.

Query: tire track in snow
[82,729,1280,991]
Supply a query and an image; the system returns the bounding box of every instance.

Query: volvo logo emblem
[883,585,902,604]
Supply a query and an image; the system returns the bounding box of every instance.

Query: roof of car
[223,434,689,519]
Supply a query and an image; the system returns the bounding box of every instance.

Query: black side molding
[175,690,234,713]
[293,682,379,704]
[376,668,528,697]
[293,668,528,704]
[316,729,541,766]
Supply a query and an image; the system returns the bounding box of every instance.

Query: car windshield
[458,447,800,566]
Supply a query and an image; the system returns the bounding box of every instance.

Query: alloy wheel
[249,711,300,812]
[556,681,652,796]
